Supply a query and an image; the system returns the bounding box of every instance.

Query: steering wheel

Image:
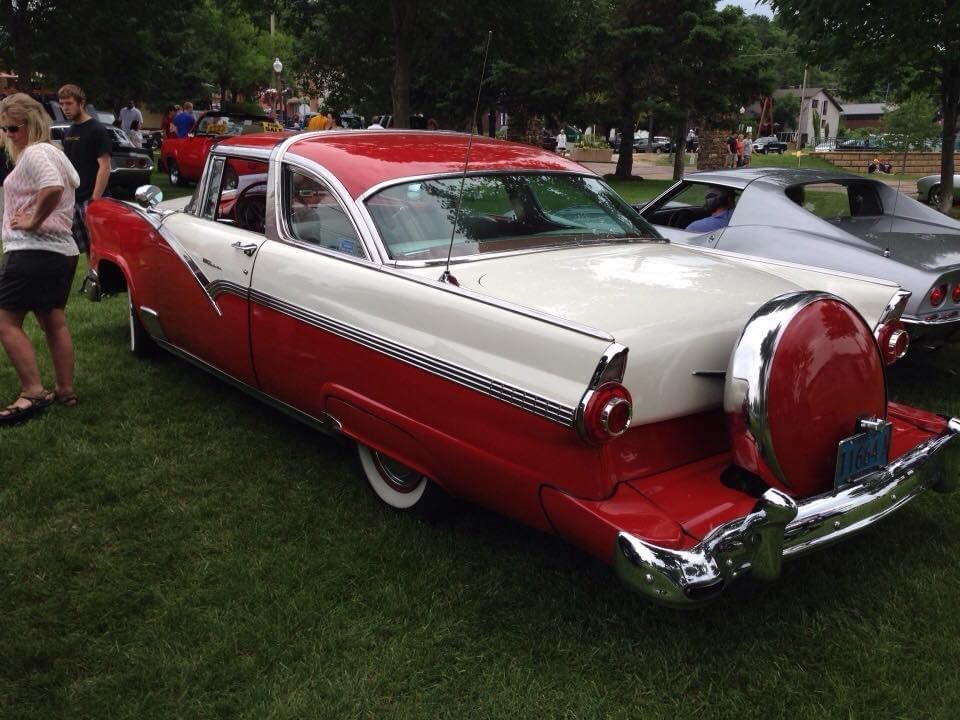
[233,181,268,233]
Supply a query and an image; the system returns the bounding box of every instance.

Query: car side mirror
[135,185,164,208]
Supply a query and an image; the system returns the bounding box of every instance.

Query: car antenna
[440,30,494,286]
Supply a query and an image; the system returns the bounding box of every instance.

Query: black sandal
[55,390,79,407]
[0,391,55,426]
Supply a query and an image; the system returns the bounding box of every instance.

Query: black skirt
[0,250,79,311]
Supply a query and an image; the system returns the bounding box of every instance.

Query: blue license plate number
[834,422,891,487]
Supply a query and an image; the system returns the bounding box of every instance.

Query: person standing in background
[0,93,81,423]
[160,105,177,139]
[742,135,753,166]
[127,119,143,149]
[58,84,111,255]
[173,103,196,137]
[118,100,143,133]
[555,128,568,155]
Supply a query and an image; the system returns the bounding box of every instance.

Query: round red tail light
[931,284,947,306]
[876,320,909,365]
[952,283,960,303]
[580,382,633,444]
[138,158,147,168]
[125,158,135,168]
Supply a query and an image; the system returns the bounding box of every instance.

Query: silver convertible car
[640,168,960,346]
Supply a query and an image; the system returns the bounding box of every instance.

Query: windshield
[365,173,661,262]
[196,115,275,136]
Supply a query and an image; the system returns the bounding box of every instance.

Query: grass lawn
[605,178,673,205]
[4,170,960,719]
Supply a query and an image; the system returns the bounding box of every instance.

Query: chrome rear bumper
[616,419,960,607]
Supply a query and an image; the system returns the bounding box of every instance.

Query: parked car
[638,167,960,346]
[159,111,287,186]
[50,122,153,197]
[81,131,960,606]
[634,136,671,153]
[917,174,960,206]
[752,136,787,154]
[836,135,886,151]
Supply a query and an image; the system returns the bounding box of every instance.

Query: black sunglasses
[0,125,21,133]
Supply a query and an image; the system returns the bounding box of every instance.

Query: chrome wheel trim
[929,185,942,206]
[168,161,179,186]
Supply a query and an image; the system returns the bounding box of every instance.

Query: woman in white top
[0,93,81,424]
[127,119,143,149]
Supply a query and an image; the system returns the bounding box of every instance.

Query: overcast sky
[717,0,773,17]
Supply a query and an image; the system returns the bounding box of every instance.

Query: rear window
[365,173,660,262]
[786,182,884,219]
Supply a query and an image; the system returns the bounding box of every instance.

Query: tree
[883,93,941,158]
[768,0,960,213]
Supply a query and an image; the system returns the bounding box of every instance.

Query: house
[774,87,843,147]
[840,102,893,131]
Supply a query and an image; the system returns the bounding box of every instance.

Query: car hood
[409,243,834,423]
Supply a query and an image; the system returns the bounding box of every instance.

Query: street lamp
[272,57,283,124]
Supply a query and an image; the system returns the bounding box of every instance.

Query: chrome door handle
[231,241,258,257]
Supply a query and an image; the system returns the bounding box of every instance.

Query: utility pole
[796,66,808,166]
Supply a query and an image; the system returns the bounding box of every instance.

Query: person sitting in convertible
[686,186,735,233]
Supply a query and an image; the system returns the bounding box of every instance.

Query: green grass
[606,179,673,205]
[4,178,960,720]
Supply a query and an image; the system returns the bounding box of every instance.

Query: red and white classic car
[83,131,960,606]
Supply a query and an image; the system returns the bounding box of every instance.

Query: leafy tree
[768,0,960,212]
[883,93,941,154]
[773,93,799,132]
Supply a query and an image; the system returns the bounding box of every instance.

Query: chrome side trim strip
[617,422,960,606]
[154,337,343,435]
[207,279,249,301]
[247,288,577,427]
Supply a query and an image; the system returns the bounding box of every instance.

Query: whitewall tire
[357,443,446,515]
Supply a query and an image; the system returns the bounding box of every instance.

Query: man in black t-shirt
[58,84,112,254]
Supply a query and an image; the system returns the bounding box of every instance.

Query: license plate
[834,421,891,487]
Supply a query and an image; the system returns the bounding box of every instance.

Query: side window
[785,182,883,219]
[201,156,269,234]
[283,166,366,258]
[667,183,710,207]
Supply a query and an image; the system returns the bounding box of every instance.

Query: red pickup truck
[159,112,286,185]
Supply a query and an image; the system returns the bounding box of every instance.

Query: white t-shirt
[556,133,567,150]
[1,143,80,256]
[119,106,143,132]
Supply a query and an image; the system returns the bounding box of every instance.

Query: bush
[576,133,608,149]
